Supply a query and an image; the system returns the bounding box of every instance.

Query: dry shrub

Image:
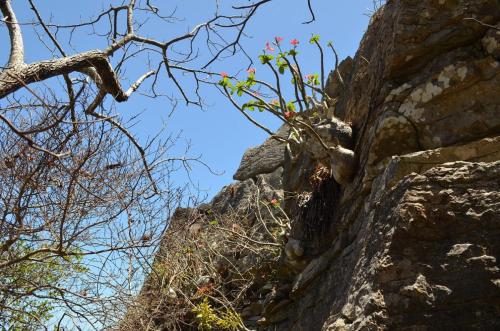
[120,191,290,330]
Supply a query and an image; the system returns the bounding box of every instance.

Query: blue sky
[1,0,377,202]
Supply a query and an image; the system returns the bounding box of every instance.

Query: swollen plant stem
[295,118,332,152]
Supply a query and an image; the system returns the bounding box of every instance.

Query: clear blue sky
[1,0,377,202]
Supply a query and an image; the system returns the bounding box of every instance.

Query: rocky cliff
[126,0,500,330]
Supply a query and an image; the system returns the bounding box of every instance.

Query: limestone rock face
[233,125,288,181]
[278,161,500,330]
[268,0,500,329]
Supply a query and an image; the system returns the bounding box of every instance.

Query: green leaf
[289,49,298,56]
[286,102,296,112]
[218,76,230,87]
[259,54,274,64]
[245,101,256,111]
[256,100,266,112]
[246,75,256,88]
[278,51,288,58]
[313,73,320,86]
[306,73,320,86]
[234,81,245,97]
[230,85,237,95]
[278,65,286,75]
[309,34,320,44]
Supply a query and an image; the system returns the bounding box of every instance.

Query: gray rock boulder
[233,125,288,181]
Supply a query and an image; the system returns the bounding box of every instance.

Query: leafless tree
[0,0,316,329]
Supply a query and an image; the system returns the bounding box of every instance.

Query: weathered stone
[370,135,500,196]
[233,125,288,181]
[481,24,500,59]
[275,162,500,331]
[241,302,263,318]
[212,166,283,216]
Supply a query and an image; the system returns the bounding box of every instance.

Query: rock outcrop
[267,0,500,329]
[233,125,288,181]
[130,0,500,330]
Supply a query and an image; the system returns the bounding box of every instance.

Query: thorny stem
[328,42,344,86]
[291,53,308,105]
[312,39,325,92]
[280,55,304,112]
[266,62,286,114]
[223,86,287,143]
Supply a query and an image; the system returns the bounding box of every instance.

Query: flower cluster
[264,37,300,53]
[218,33,333,131]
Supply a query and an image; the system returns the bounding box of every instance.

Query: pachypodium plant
[218,34,342,152]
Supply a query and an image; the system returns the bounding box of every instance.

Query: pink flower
[305,74,314,80]
[285,111,295,119]
[265,42,275,52]
[274,36,284,44]
[290,39,299,46]
[247,68,256,75]
[270,198,279,206]
[220,71,228,78]
[270,99,279,106]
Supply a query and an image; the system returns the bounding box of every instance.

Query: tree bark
[0,50,127,101]
[0,0,24,67]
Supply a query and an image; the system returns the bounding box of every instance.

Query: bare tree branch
[0,0,24,67]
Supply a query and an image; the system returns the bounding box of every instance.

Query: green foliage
[242,100,255,111]
[0,240,86,329]
[243,100,267,112]
[192,298,242,331]
[276,60,288,74]
[309,34,320,44]
[245,75,256,88]
[219,76,231,88]
[258,54,274,65]
[286,101,296,112]
[306,73,320,86]
[231,81,246,97]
